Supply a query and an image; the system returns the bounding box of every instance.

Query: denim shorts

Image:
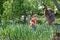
[32,26,36,31]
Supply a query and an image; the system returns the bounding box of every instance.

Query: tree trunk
[53,0,60,11]
[24,13,26,24]
[0,16,1,23]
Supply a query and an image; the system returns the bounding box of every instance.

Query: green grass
[0,24,56,40]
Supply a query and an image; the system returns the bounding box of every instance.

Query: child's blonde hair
[32,14,37,17]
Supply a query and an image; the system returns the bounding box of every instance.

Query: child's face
[34,16,37,20]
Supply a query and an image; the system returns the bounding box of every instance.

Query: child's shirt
[30,17,37,26]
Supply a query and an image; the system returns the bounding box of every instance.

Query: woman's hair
[43,5,47,10]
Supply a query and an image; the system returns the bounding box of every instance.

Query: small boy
[30,14,37,30]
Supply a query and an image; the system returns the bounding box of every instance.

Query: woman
[43,5,55,25]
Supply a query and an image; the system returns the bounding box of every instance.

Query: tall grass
[0,24,56,40]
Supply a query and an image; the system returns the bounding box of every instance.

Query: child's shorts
[32,26,36,31]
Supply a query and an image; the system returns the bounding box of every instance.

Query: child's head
[33,14,37,18]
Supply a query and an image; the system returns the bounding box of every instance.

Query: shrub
[37,20,43,24]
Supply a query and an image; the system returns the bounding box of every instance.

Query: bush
[37,20,43,24]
